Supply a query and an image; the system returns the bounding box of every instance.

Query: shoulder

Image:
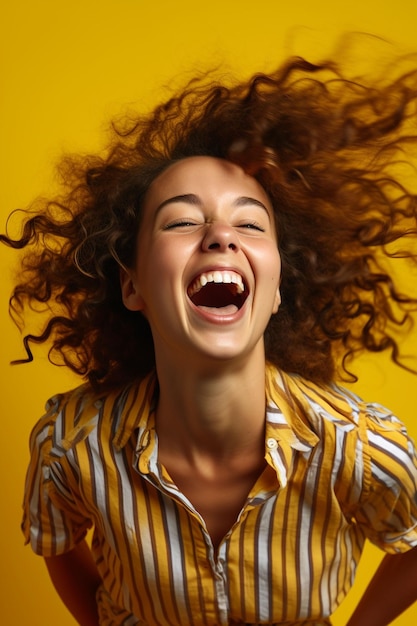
[267,362,411,428]
[29,372,157,458]
[267,365,417,524]
[266,363,365,430]
[28,383,102,458]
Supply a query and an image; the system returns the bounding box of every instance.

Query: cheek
[137,241,190,303]
[148,242,188,279]
[260,242,281,282]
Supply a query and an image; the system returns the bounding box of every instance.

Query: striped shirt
[22,364,417,625]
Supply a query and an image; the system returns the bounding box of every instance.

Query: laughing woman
[2,52,417,626]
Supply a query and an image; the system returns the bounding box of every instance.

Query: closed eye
[237,221,266,232]
[163,220,200,230]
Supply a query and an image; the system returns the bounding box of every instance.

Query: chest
[67,433,363,624]
[89,455,359,625]
[162,459,269,549]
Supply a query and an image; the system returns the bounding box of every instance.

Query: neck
[155,349,267,461]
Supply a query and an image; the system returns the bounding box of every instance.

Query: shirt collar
[264,363,320,486]
[112,365,321,485]
[111,372,157,451]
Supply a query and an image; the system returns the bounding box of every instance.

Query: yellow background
[1,1,417,624]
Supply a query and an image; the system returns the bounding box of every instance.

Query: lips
[187,269,248,314]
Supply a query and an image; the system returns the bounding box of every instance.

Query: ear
[120,267,145,311]
[272,286,281,314]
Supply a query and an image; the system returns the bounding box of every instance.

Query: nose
[201,221,239,252]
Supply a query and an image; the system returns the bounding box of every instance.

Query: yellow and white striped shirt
[22,364,417,625]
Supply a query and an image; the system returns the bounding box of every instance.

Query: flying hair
[2,47,417,390]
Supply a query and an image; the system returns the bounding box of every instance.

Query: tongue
[197,304,239,316]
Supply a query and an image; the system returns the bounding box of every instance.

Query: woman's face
[121,156,281,367]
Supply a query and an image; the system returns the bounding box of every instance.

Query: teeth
[189,270,245,297]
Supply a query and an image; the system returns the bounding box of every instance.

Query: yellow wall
[1,1,417,624]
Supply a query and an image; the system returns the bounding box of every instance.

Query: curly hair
[2,54,417,390]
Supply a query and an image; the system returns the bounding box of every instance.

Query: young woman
[3,54,417,625]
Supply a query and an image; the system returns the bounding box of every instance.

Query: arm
[44,539,102,626]
[346,545,417,626]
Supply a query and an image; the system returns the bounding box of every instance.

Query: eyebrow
[155,193,269,213]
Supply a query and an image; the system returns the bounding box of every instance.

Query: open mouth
[188,270,248,315]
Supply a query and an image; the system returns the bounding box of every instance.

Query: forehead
[144,156,272,208]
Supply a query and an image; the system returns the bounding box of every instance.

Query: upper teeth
[189,270,245,297]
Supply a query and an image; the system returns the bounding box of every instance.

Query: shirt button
[267,438,278,449]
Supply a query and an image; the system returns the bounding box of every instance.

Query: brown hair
[2,54,417,390]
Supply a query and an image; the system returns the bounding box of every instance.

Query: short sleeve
[355,402,417,554]
[21,395,92,557]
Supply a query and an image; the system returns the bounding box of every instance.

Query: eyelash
[163,220,198,230]
[163,220,265,232]
[239,221,265,232]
